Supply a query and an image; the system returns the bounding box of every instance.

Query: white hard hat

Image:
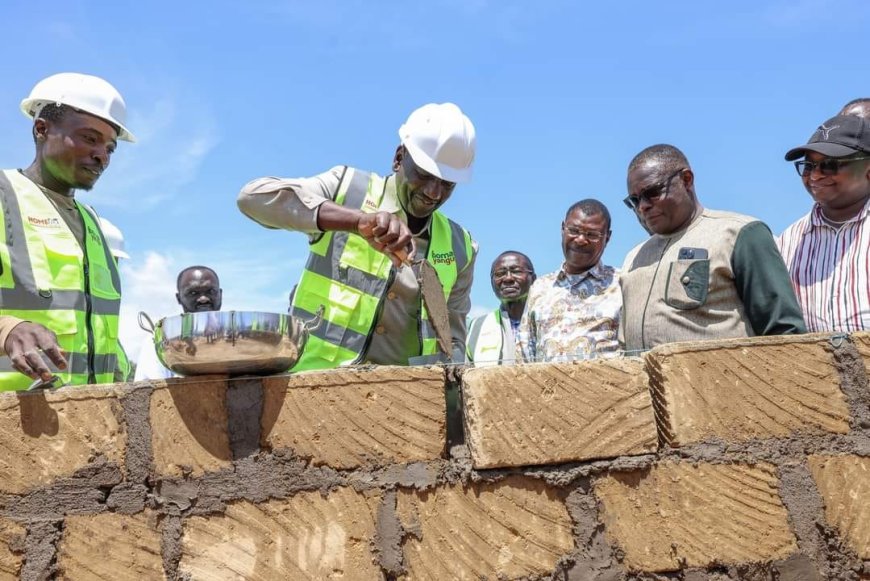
[98,217,130,260]
[398,102,475,184]
[20,73,136,142]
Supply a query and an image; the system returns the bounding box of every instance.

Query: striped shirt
[776,200,870,332]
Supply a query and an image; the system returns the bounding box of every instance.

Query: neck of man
[820,196,870,225]
[503,299,526,324]
[22,161,73,197]
[407,214,429,236]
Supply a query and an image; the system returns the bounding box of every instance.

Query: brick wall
[2,332,870,579]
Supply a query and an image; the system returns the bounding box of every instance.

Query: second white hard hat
[98,217,130,260]
[399,103,475,184]
[20,72,136,142]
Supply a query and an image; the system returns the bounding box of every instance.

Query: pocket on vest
[665,259,710,310]
[38,233,82,290]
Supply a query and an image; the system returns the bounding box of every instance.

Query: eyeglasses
[623,168,686,210]
[794,156,870,177]
[561,226,606,242]
[492,267,533,280]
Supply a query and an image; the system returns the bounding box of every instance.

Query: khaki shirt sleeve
[237,166,345,236]
[0,316,27,356]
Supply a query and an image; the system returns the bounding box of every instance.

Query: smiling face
[490,253,535,303]
[627,163,697,236]
[36,108,118,193]
[561,209,610,274]
[176,269,222,313]
[393,146,457,218]
[800,151,870,219]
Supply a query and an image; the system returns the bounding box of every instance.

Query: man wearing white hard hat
[0,73,134,390]
[238,102,478,370]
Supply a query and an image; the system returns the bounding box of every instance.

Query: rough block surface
[808,454,870,559]
[57,511,164,580]
[180,487,380,580]
[852,331,870,373]
[463,359,657,468]
[262,367,445,469]
[0,387,125,494]
[150,379,232,478]
[646,335,850,446]
[594,460,798,571]
[0,518,24,580]
[396,476,574,579]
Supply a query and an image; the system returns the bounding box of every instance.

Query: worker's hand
[4,322,67,382]
[357,212,416,267]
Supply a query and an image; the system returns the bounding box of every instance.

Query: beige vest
[619,208,757,352]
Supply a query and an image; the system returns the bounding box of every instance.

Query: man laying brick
[619,144,805,352]
[238,103,477,370]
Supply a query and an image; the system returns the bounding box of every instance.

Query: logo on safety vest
[363,198,379,211]
[431,251,455,265]
[27,216,62,229]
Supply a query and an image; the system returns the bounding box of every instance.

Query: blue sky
[2,0,868,360]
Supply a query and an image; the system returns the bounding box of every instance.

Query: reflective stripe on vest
[0,170,121,391]
[468,309,504,366]
[290,167,473,371]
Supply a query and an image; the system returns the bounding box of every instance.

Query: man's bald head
[840,99,870,119]
[176,266,222,313]
[627,144,690,178]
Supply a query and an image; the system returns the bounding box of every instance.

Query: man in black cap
[777,115,870,332]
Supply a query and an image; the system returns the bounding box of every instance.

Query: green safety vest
[291,167,474,371]
[466,308,506,366]
[0,170,122,391]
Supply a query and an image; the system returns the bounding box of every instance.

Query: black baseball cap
[784,115,870,161]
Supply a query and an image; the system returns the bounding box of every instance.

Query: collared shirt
[238,166,476,366]
[516,262,621,362]
[777,199,870,332]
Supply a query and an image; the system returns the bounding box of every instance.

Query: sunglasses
[794,156,870,177]
[623,168,686,210]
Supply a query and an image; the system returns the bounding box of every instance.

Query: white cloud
[468,304,491,320]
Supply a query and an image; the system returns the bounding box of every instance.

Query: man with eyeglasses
[466,251,536,366]
[516,199,621,362]
[778,115,870,332]
[619,144,804,353]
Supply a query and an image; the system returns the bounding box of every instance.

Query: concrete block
[180,487,380,580]
[396,476,574,579]
[57,511,164,580]
[646,335,850,446]
[262,367,445,469]
[808,454,870,559]
[594,460,797,572]
[0,518,24,580]
[0,387,125,494]
[150,379,232,478]
[851,332,870,376]
[463,359,657,468]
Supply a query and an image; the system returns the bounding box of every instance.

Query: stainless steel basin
[139,308,322,377]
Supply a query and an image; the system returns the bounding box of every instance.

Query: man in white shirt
[134,266,222,380]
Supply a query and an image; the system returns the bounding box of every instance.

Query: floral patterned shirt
[516,262,621,362]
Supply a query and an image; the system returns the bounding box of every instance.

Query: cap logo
[818,123,840,141]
